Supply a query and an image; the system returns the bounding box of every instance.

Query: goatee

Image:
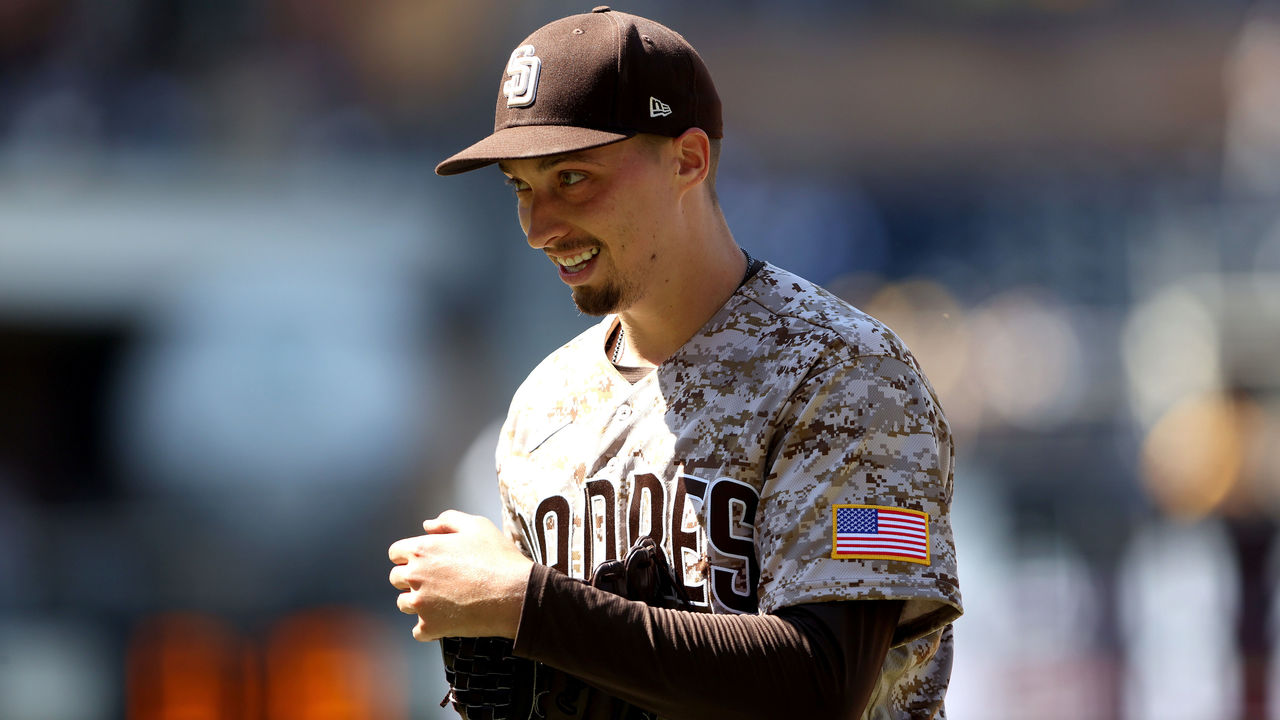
[571,283,623,316]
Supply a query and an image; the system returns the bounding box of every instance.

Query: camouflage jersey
[496,263,963,719]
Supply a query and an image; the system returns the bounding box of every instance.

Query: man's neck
[613,220,746,368]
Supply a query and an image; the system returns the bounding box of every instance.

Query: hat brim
[435,125,635,176]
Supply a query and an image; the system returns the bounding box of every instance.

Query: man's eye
[561,171,587,186]
[505,177,530,192]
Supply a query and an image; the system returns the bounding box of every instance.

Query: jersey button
[615,404,632,421]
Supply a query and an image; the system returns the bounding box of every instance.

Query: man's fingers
[388,565,412,591]
[387,537,413,564]
[423,509,472,534]
[388,535,433,564]
[412,616,437,643]
[391,512,520,641]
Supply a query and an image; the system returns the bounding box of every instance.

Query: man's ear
[672,128,711,194]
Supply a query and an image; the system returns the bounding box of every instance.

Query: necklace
[612,324,625,364]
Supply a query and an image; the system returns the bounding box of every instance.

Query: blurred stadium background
[1,0,1278,718]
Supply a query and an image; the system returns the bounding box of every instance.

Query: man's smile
[552,247,599,272]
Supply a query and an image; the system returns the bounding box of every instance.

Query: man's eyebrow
[537,152,598,171]
[499,152,603,175]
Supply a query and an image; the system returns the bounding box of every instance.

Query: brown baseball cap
[435,6,722,176]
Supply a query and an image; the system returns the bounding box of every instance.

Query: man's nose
[522,193,569,250]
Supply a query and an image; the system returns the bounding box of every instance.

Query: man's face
[499,136,673,316]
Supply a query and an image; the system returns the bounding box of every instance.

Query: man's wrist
[512,562,550,647]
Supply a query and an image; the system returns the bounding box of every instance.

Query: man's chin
[571,285,622,316]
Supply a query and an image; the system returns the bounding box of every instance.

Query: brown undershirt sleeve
[512,564,903,720]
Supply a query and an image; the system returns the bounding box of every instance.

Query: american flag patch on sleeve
[832,505,930,565]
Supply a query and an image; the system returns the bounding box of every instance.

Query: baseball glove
[439,537,691,720]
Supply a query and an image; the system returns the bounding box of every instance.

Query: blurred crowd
[1,1,1278,718]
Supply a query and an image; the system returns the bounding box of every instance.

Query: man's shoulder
[737,264,914,365]
[542,317,610,361]
[509,317,612,399]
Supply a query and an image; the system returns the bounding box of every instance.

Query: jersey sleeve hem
[761,581,962,647]
[512,562,551,656]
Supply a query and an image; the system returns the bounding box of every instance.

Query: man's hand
[388,510,534,642]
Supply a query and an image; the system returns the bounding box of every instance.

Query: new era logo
[649,97,672,117]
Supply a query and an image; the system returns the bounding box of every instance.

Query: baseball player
[388,7,962,719]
